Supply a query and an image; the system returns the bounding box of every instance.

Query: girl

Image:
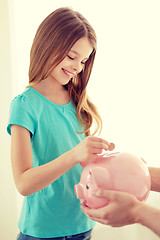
[7,7,112,240]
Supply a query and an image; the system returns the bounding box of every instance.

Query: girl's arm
[11,125,110,196]
[148,167,160,192]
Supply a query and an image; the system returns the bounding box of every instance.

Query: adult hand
[81,189,140,227]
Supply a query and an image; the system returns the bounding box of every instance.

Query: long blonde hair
[29,7,102,136]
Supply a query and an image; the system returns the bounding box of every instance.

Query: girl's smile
[62,68,75,79]
[49,37,93,86]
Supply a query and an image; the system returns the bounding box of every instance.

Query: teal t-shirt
[7,87,95,238]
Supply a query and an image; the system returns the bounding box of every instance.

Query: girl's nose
[72,62,83,74]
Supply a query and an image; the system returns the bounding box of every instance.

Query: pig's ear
[89,167,110,188]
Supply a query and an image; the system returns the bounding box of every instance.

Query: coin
[109,142,115,151]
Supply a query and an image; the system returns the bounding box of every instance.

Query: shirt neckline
[27,87,73,108]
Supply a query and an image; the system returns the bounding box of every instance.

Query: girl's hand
[71,136,113,165]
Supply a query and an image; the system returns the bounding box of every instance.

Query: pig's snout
[74,184,84,199]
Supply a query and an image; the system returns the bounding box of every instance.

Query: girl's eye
[67,55,85,65]
[67,55,74,60]
[86,184,89,189]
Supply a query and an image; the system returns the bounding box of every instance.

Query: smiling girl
[7,7,111,240]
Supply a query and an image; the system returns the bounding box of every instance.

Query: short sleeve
[7,94,37,137]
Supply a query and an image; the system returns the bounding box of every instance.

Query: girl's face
[50,37,93,86]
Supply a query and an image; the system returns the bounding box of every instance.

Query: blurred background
[1,0,160,239]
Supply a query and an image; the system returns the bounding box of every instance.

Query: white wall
[9,0,160,166]
[2,0,160,239]
[0,0,19,239]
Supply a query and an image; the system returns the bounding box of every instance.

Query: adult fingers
[94,189,136,203]
[81,205,106,219]
[81,205,109,225]
[93,189,116,200]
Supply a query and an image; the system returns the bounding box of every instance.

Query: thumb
[93,189,115,200]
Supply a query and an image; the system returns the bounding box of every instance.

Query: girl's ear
[89,167,111,189]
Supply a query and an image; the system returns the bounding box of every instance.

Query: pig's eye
[86,184,89,189]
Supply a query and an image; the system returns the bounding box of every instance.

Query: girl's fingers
[90,137,115,152]
[91,141,109,151]
[91,136,110,145]
[91,147,103,154]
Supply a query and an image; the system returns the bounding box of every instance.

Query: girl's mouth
[62,68,74,78]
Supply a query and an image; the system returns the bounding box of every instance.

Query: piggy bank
[75,152,151,209]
